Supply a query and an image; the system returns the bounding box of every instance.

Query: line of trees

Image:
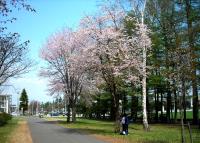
[40,0,199,132]
[37,97,66,115]
[144,0,200,125]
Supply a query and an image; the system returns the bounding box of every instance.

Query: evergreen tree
[183,0,200,125]
[19,89,29,115]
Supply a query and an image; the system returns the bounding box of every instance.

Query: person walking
[121,115,125,134]
[124,114,129,135]
[121,113,129,135]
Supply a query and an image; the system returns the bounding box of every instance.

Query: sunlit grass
[0,117,20,143]
[45,117,199,143]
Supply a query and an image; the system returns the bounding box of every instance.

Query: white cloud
[7,76,52,105]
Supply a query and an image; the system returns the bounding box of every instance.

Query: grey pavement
[27,117,107,143]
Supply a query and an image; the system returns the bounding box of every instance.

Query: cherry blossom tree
[40,0,151,132]
[40,28,90,122]
[79,1,130,132]
[80,0,150,131]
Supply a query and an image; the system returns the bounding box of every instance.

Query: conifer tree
[19,89,29,115]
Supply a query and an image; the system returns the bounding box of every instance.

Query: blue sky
[4,0,99,104]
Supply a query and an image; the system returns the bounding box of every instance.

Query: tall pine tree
[19,89,29,115]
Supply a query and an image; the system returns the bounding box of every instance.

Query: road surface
[27,117,107,143]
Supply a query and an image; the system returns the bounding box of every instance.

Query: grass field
[0,117,19,143]
[171,111,200,119]
[46,117,200,143]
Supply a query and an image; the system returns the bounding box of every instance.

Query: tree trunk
[181,79,187,123]
[155,88,158,122]
[122,91,127,115]
[67,104,70,122]
[166,88,171,123]
[110,98,115,121]
[174,88,178,123]
[113,92,120,133]
[142,28,149,130]
[71,104,76,122]
[142,74,149,131]
[161,91,163,122]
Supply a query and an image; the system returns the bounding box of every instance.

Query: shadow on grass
[36,120,113,136]
[58,120,112,125]
[56,120,114,135]
[129,126,140,130]
[141,140,169,143]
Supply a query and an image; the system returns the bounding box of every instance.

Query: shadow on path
[35,120,58,124]
[27,117,107,143]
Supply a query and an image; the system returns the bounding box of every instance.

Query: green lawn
[46,117,199,143]
[171,111,200,119]
[0,117,19,143]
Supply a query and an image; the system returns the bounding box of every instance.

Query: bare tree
[0,0,35,86]
[0,34,33,86]
[0,0,35,34]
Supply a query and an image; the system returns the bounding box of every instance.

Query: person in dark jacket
[124,114,129,135]
[121,113,129,135]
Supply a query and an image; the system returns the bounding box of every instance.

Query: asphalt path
[27,117,107,143]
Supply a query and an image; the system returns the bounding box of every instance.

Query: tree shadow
[55,127,82,135]
[142,141,169,143]
[56,127,113,136]
[35,120,58,125]
[58,120,112,126]
[34,120,113,136]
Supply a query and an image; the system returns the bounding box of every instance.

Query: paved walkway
[27,117,107,143]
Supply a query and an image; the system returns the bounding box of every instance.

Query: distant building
[0,95,12,113]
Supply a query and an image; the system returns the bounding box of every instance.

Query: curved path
[27,117,107,143]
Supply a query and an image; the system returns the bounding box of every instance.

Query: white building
[0,95,11,113]
[11,104,17,113]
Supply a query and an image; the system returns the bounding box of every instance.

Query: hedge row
[0,112,12,126]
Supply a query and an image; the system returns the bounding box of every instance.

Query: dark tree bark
[71,104,76,122]
[174,88,178,123]
[67,104,70,122]
[181,79,186,123]
[161,91,163,121]
[166,88,172,123]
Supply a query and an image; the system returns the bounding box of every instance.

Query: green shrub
[0,112,12,126]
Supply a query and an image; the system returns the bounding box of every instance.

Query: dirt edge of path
[8,120,33,143]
